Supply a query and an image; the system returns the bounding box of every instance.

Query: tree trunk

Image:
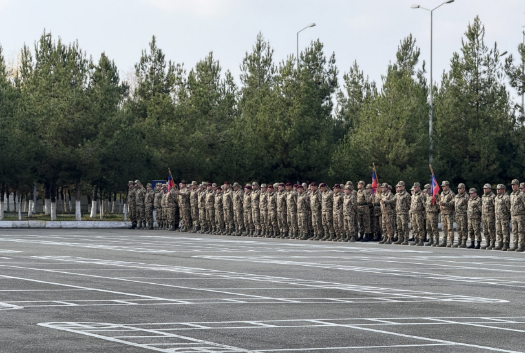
[123,192,128,221]
[90,185,97,218]
[44,181,51,215]
[75,180,82,221]
[16,190,21,220]
[50,182,57,221]
[67,189,72,213]
[28,186,34,217]
[0,183,4,220]
[99,188,104,220]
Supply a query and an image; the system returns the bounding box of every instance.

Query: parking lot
[0,229,524,352]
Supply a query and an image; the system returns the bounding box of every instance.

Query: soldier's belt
[357,202,367,206]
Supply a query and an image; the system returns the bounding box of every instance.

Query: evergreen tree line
[1,16,525,216]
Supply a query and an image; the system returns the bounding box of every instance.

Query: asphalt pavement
[0,229,524,352]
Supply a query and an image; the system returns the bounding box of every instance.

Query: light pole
[297,23,316,69]
[411,0,454,166]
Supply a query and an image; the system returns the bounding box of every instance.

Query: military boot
[489,239,496,250]
[343,234,349,242]
[493,240,502,250]
[416,238,424,246]
[474,241,481,249]
[384,236,392,245]
[394,235,403,245]
[466,240,475,249]
[401,236,409,245]
[149,224,153,230]
[361,233,369,242]
[379,235,386,244]
[128,224,136,229]
[426,237,434,246]
[516,244,525,252]
[501,242,508,251]
[169,226,176,231]
[356,232,363,241]
[458,239,467,248]
[373,233,381,241]
[509,242,518,251]
[481,239,490,250]
[300,232,309,240]
[348,235,356,242]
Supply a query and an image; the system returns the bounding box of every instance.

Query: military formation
[126,178,525,252]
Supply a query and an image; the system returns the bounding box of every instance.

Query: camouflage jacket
[381,191,396,214]
[481,192,496,219]
[154,190,163,208]
[356,189,371,207]
[251,189,260,210]
[309,190,322,213]
[233,189,244,210]
[190,189,199,207]
[372,192,382,216]
[259,191,268,210]
[333,191,344,214]
[243,191,252,212]
[510,190,525,216]
[127,188,136,207]
[454,192,469,216]
[467,195,482,219]
[321,190,334,212]
[214,192,223,211]
[395,190,411,215]
[286,190,298,213]
[205,189,215,209]
[178,188,190,208]
[440,189,456,215]
[343,193,357,216]
[135,187,146,206]
[161,192,169,208]
[424,193,440,214]
[145,190,155,206]
[495,193,511,220]
[222,189,233,210]
[267,192,277,212]
[277,191,287,212]
[197,190,206,209]
[167,188,178,208]
[297,192,310,213]
[410,190,425,214]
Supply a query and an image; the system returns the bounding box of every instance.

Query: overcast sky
[0,0,523,97]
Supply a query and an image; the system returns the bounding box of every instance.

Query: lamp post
[411,0,454,165]
[297,23,316,69]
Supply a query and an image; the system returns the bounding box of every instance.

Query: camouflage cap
[212,183,217,187]
[302,183,308,188]
[483,183,491,189]
[413,182,421,188]
[273,183,279,188]
[198,183,205,188]
[358,180,365,185]
[146,183,152,187]
[381,183,388,188]
[252,181,259,186]
[458,183,466,189]
[497,184,506,190]
[396,181,405,187]
[365,184,371,189]
[410,186,415,191]
[233,182,240,188]
[424,184,431,190]
[520,182,525,189]
[261,183,267,188]
[134,179,140,184]
[511,179,519,185]
[344,185,351,190]
[346,181,353,186]
[441,181,450,186]
[388,185,392,190]
[128,181,134,185]
[469,188,477,194]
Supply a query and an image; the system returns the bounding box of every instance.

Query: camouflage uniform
[205,188,215,233]
[297,188,310,240]
[161,188,169,230]
[510,180,525,251]
[310,188,323,240]
[214,189,224,234]
[190,184,199,231]
[222,186,234,235]
[372,192,382,241]
[277,187,288,237]
[198,188,207,233]
[410,183,426,245]
[424,188,440,246]
[127,183,137,227]
[233,185,244,236]
[243,187,254,236]
[494,185,511,250]
[394,181,411,245]
[259,186,268,236]
[154,187,163,229]
[356,184,371,238]
[178,186,191,231]
[343,187,357,241]
[286,187,298,238]
[454,186,469,247]
[267,188,278,236]
[321,187,335,240]
[333,188,344,241]
[467,189,482,248]
[135,184,146,229]
[379,185,395,244]
[440,184,456,247]
[251,184,261,235]
[145,185,155,229]
[167,188,179,231]
[481,185,496,249]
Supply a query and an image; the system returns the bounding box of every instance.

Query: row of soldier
[125,178,525,252]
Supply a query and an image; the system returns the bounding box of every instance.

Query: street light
[411,0,454,165]
[297,23,316,69]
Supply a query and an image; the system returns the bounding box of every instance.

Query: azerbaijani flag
[167,171,175,193]
[431,172,440,205]
[371,170,378,195]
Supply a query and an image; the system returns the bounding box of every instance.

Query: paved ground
[0,229,524,352]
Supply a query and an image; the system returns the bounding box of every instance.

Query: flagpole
[429,165,451,245]
[373,163,392,242]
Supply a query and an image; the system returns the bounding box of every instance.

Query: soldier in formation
[125,178,525,252]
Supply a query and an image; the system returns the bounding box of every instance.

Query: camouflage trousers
[411,212,425,240]
[268,210,278,233]
[166,207,177,228]
[260,209,268,233]
[179,207,190,229]
[343,213,356,238]
[206,208,215,230]
[215,209,224,231]
[356,205,371,234]
[333,210,344,237]
[277,209,288,233]
[145,205,153,226]
[381,212,395,239]
[137,205,145,223]
[234,208,244,232]
[468,217,481,242]
[223,208,234,232]
[322,211,334,235]
[396,213,409,241]
[456,214,468,241]
[199,209,207,230]
[495,216,510,244]
[312,210,322,236]
[511,215,525,247]
[160,207,167,226]
[372,212,382,235]
[482,215,495,243]
[191,206,199,228]
[426,212,439,243]
[129,204,137,225]
[252,208,261,231]
[298,212,309,235]
[442,214,455,244]
[287,211,298,234]
[155,207,162,226]
[244,211,254,232]
[308,210,313,234]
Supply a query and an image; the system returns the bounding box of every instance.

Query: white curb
[0,221,131,229]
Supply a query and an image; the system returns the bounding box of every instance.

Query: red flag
[167,171,174,193]
[431,172,440,205]
[371,170,378,195]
